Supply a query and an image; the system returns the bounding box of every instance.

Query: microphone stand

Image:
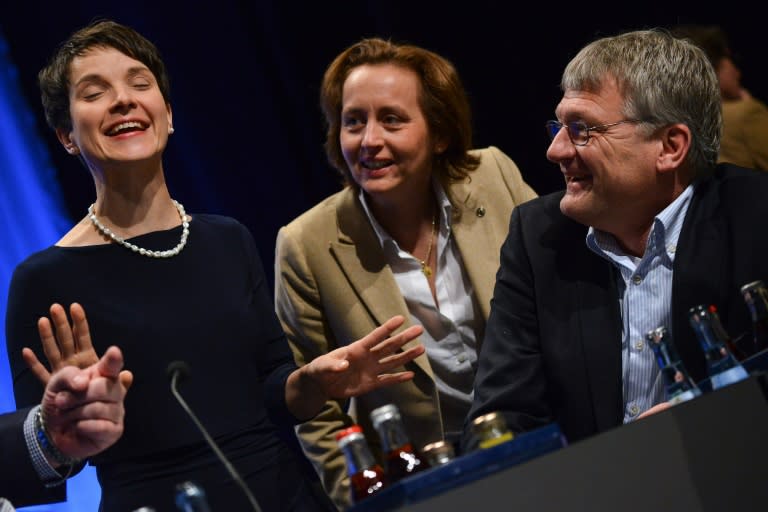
[169,365,263,512]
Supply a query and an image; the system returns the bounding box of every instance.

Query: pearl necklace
[87,200,190,258]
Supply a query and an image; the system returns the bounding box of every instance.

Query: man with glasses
[462,28,768,448]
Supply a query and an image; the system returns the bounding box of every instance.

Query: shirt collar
[586,183,695,263]
[358,180,453,250]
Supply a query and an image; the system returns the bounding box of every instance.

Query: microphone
[167,360,263,512]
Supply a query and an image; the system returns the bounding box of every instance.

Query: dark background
[2,2,765,285]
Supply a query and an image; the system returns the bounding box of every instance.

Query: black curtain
[2,1,765,289]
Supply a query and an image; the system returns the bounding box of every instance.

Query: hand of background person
[23,303,103,384]
[41,345,132,463]
[286,315,424,420]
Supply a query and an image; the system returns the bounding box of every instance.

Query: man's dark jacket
[0,407,64,507]
[465,164,768,446]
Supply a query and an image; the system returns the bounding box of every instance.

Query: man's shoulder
[516,189,566,215]
[689,164,768,221]
[512,189,586,245]
[704,164,768,196]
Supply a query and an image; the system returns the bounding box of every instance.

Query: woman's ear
[56,128,79,155]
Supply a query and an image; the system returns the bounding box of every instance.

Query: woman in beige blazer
[274,37,537,510]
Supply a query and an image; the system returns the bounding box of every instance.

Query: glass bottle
[471,411,514,449]
[421,440,456,467]
[174,481,212,512]
[646,326,701,404]
[336,425,388,503]
[740,280,768,353]
[688,304,749,390]
[370,404,429,482]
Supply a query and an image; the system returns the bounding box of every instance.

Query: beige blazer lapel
[330,190,434,378]
[450,178,507,321]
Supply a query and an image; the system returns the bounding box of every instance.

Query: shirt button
[634,340,644,351]
[475,206,486,218]
[632,275,643,285]
[456,354,467,364]
[629,404,640,416]
[668,245,676,254]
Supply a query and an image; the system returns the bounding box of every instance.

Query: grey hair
[562,28,721,173]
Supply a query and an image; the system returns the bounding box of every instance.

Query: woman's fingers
[37,302,99,371]
[376,344,425,367]
[22,347,53,384]
[37,315,63,369]
[50,303,76,358]
[369,324,424,356]
[376,370,416,386]
[70,302,95,355]
[358,315,407,349]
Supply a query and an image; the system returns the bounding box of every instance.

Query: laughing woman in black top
[5,19,424,512]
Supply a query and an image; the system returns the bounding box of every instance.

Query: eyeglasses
[545,119,641,146]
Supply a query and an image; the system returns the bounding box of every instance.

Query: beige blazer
[274,146,537,510]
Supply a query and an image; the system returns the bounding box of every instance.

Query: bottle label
[478,431,514,450]
[668,388,701,405]
[710,365,749,390]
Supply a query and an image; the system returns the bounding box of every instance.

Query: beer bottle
[646,326,701,404]
[174,481,212,512]
[421,440,456,467]
[471,411,514,450]
[370,404,428,482]
[740,280,768,353]
[336,425,388,503]
[688,304,749,390]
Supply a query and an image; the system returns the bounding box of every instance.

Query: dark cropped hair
[38,19,171,132]
[320,37,479,189]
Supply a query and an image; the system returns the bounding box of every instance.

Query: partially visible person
[1,302,131,508]
[672,24,768,171]
[5,19,425,512]
[462,28,768,451]
[274,37,537,509]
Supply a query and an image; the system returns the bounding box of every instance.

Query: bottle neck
[373,418,411,454]
[340,434,377,475]
[689,308,743,367]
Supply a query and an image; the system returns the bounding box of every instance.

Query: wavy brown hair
[320,37,479,190]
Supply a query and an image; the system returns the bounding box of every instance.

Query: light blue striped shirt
[586,184,694,423]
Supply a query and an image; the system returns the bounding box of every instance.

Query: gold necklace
[420,211,437,278]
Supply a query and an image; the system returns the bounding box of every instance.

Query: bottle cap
[370,404,399,428]
[471,411,505,429]
[471,411,514,448]
[421,440,455,466]
[740,280,765,294]
[336,424,363,441]
[645,326,668,345]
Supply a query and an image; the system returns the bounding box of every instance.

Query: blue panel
[0,28,101,512]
